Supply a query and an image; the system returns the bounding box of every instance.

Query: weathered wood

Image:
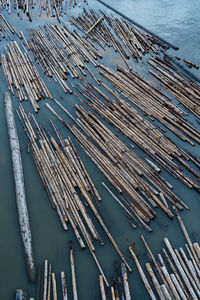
[69,241,79,300]
[99,275,107,300]
[4,92,35,282]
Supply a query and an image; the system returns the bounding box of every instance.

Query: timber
[4,92,35,282]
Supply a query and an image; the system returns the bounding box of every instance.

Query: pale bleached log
[99,275,107,300]
[61,272,68,300]
[160,285,172,300]
[121,263,132,300]
[4,92,35,282]
[164,238,198,300]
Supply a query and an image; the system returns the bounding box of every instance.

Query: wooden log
[61,272,68,300]
[99,275,107,300]
[146,263,165,300]
[160,285,172,300]
[173,206,200,267]
[52,273,57,300]
[69,241,79,300]
[121,263,132,300]
[4,92,35,282]
[129,246,156,300]
[43,260,48,300]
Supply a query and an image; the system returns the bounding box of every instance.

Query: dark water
[0,0,200,299]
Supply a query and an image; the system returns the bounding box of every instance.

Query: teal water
[0,0,200,299]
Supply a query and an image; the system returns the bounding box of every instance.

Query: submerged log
[4,92,35,282]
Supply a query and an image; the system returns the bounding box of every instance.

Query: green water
[0,0,200,299]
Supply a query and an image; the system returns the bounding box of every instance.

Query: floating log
[69,241,79,300]
[121,263,132,300]
[86,15,104,35]
[61,272,68,300]
[99,275,107,300]
[129,246,156,300]
[52,273,58,300]
[1,42,52,112]
[4,92,35,282]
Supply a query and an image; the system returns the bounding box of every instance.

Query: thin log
[69,241,79,300]
[86,15,104,34]
[99,275,107,300]
[129,246,156,300]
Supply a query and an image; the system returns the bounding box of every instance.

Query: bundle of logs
[18,104,132,286]
[26,24,102,91]
[129,207,200,300]
[0,13,15,40]
[1,41,52,112]
[148,55,200,118]
[46,97,192,228]
[70,9,167,67]
[83,64,200,190]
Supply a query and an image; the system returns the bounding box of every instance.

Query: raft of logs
[1,41,52,112]
[148,55,200,118]
[25,24,102,90]
[4,92,35,282]
[129,208,200,300]
[18,104,132,286]
[78,64,200,191]
[70,9,167,66]
[46,98,194,227]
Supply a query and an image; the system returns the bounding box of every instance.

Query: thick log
[4,92,35,282]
